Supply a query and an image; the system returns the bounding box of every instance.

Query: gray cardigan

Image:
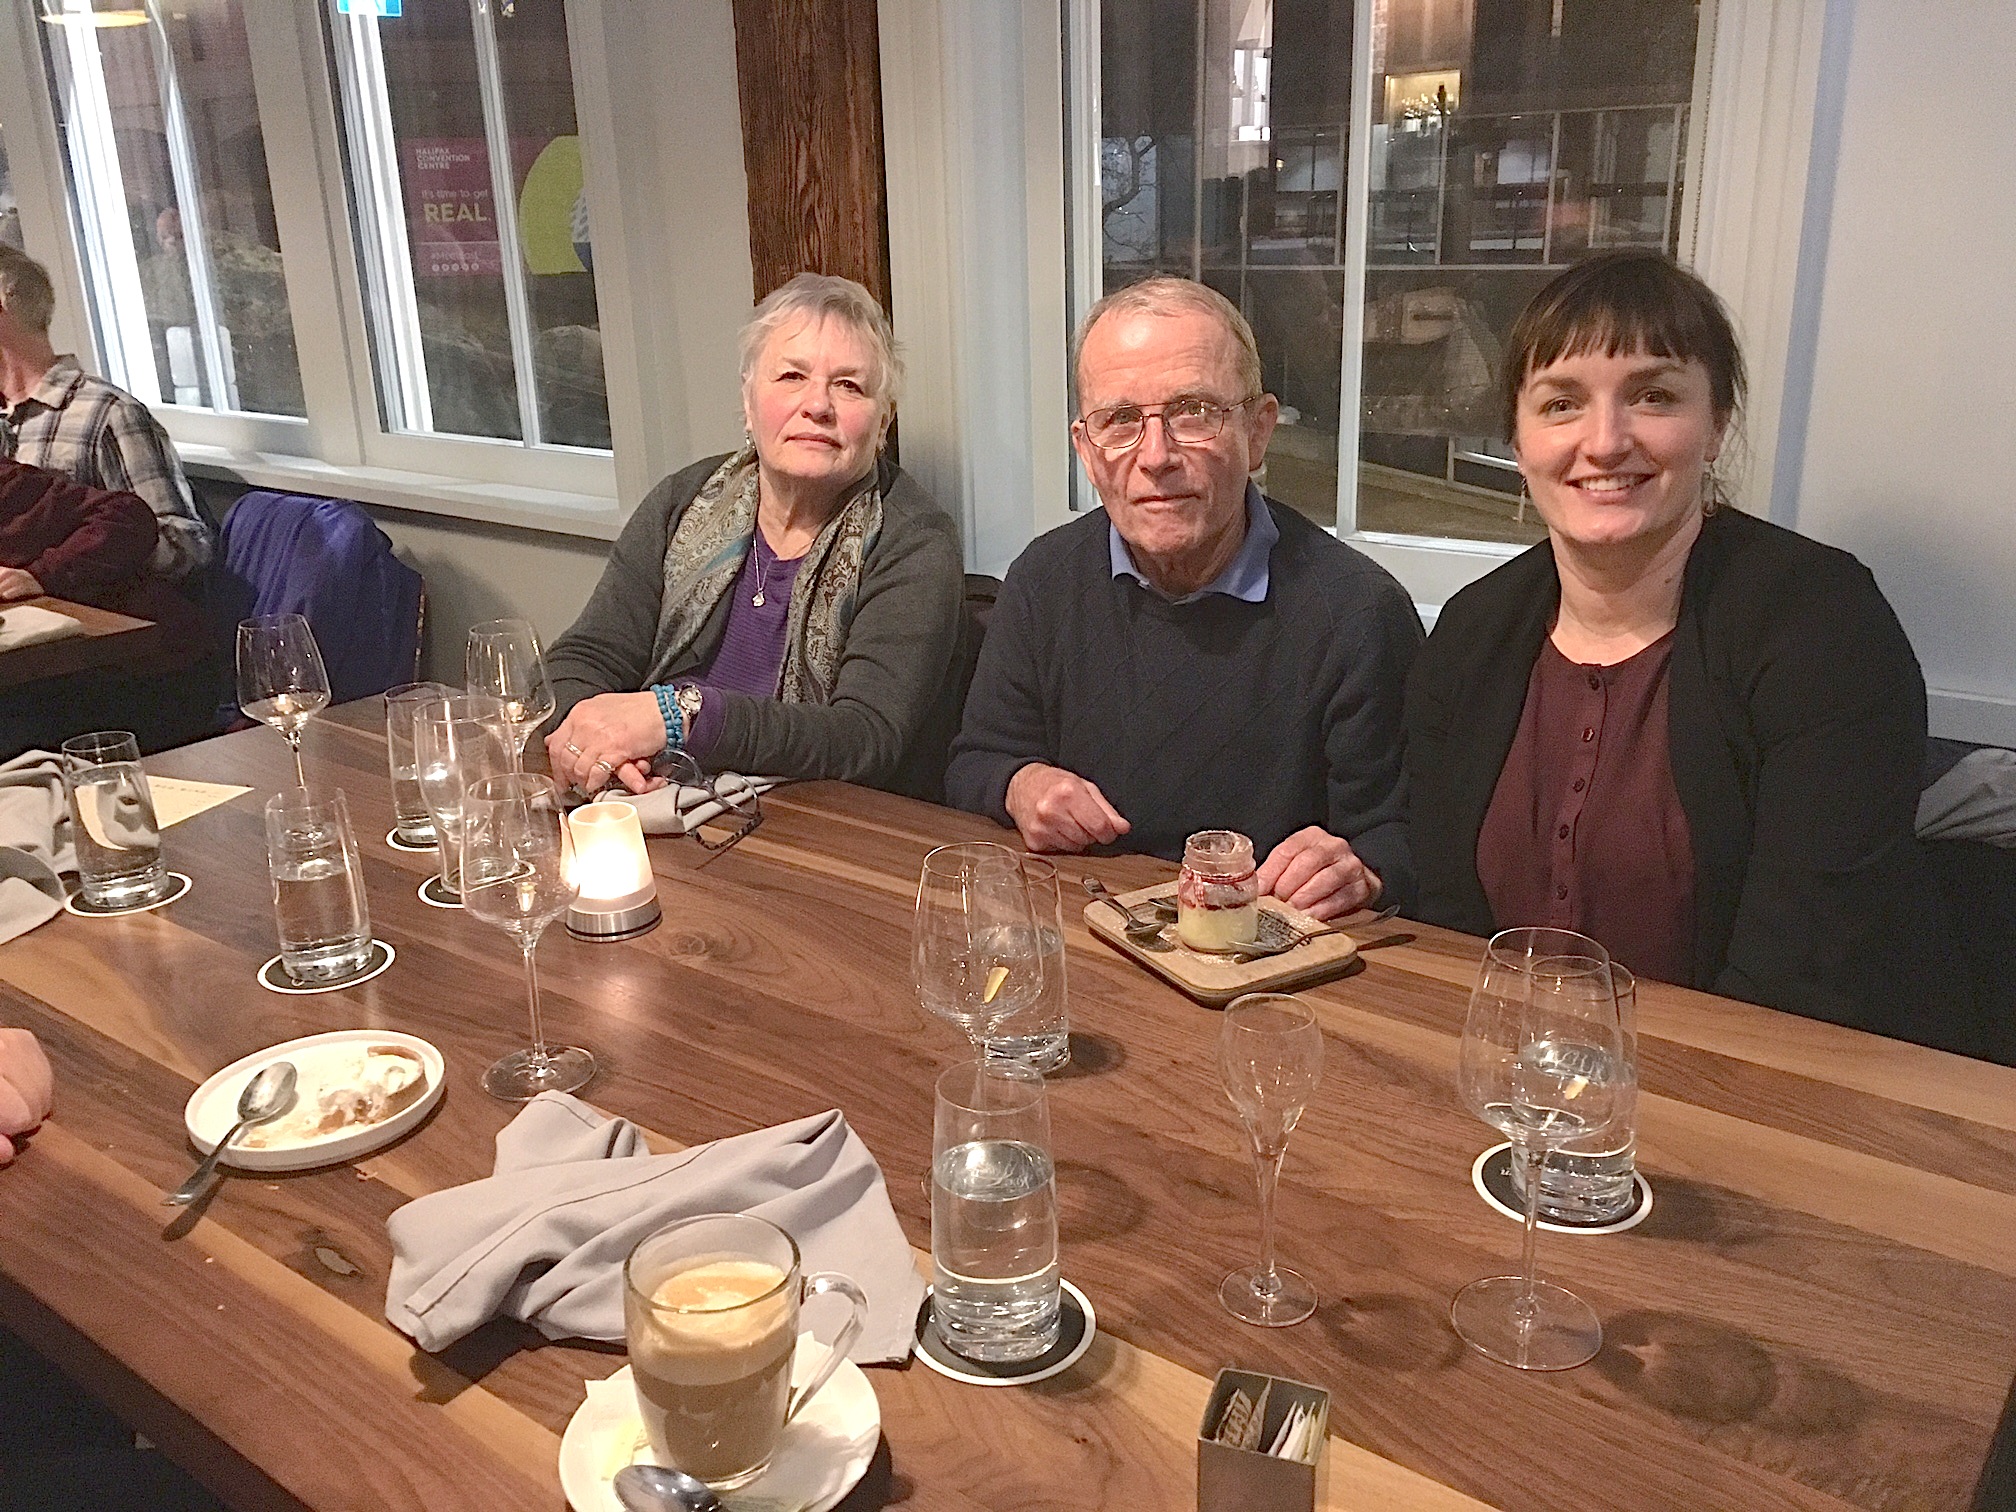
[546,453,966,797]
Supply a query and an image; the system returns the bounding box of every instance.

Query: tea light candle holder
[565,800,661,941]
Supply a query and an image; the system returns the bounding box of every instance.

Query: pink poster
[407,138,499,277]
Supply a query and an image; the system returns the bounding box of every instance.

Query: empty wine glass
[413,694,512,904]
[1452,927,1624,1371]
[237,613,331,787]
[465,619,556,769]
[913,842,1043,1052]
[1218,993,1325,1326]
[460,772,595,1100]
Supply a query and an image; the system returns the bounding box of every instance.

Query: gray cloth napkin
[1918,747,2016,848]
[622,772,781,836]
[384,1095,924,1362]
[0,605,83,653]
[0,751,75,945]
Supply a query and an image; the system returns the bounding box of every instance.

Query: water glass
[930,1058,1061,1363]
[413,693,511,899]
[914,842,1043,1049]
[384,682,455,846]
[986,856,1070,1073]
[1511,965,1638,1224]
[264,789,372,984]
[60,731,169,909]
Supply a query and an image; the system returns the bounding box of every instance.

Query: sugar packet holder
[1198,1367,1330,1512]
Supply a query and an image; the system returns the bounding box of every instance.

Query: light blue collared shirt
[1108,481,1277,604]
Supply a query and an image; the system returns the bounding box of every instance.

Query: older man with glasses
[947,276,1423,919]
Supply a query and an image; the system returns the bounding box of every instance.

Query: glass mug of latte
[622,1214,868,1490]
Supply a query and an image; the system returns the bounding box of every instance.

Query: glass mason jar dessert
[1177,830,1259,953]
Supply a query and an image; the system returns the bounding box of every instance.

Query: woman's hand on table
[0,567,45,602]
[0,1028,53,1166]
[546,693,669,795]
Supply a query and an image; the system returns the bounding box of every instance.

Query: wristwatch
[673,684,704,747]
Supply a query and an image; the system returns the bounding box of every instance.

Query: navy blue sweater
[947,501,1423,899]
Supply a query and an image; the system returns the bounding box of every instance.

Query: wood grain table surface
[2,698,2012,1512]
[0,595,160,691]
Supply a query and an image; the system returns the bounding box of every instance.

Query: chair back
[212,491,424,704]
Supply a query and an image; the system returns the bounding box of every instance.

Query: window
[1089,0,1701,546]
[35,0,304,417]
[0,128,23,247]
[326,0,609,451]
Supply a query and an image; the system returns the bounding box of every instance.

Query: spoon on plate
[165,1061,296,1206]
[614,1465,725,1512]
[1080,877,1164,941]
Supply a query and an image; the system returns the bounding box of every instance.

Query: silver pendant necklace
[751,532,773,607]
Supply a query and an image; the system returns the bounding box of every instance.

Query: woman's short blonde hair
[738,272,903,413]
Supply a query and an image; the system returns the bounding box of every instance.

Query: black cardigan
[1405,508,1979,1056]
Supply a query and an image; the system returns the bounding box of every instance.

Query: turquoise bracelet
[652,683,683,755]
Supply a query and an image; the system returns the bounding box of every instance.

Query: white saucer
[182,1029,446,1172]
[560,1336,880,1512]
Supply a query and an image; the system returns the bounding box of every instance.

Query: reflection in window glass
[0,129,23,249]
[329,0,609,451]
[1095,0,1698,543]
[37,0,304,417]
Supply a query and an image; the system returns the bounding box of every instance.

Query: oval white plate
[182,1030,446,1172]
[560,1335,881,1512]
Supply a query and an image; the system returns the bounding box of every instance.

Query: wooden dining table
[0,594,161,691]
[1,698,2012,1512]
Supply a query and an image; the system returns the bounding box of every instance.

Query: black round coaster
[1472,1142,1653,1235]
[256,940,396,995]
[913,1279,1095,1386]
[63,871,192,917]
[417,876,462,909]
[386,829,438,853]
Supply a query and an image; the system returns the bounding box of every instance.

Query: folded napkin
[0,751,75,945]
[623,772,782,836]
[0,604,84,653]
[385,1096,924,1362]
[1918,747,2016,848]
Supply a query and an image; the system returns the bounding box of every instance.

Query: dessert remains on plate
[241,1045,430,1147]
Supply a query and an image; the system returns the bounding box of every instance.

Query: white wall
[1777,0,2016,746]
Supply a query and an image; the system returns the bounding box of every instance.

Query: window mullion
[1332,0,1377,538]
[468,0,542,449]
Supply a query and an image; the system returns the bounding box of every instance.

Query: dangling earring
[1701,466,1724,517]
[1515,476,1531,526]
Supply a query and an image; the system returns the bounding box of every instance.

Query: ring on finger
[564,741,583,756]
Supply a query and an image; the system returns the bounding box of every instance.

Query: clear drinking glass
[413,694,512,901]
[1218,993,1325,1326]
[1452,927,1625,1371]
[263,789,372,984]
[931,1058,1062,1363]
[236,613,331,787]
[384,682,456,846]
[624,1214,867,1490]
[913,843,1043,1050]
[459,773,595,1100]
[60,731,169,909]
[1511,964,1639,1224]
[464,619,556,769]
[986,856,1070,1073]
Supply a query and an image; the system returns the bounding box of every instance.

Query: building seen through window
[328,0,610,451]
[1096,0,1699,543]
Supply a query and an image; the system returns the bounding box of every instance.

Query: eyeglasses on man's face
[1076,394,1259,454]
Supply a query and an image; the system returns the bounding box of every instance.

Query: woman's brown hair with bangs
[1499,250,1746,441]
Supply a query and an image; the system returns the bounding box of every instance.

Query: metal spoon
[1081,876,1164,940]
[1228,901,1404,962]
[614,1465,724,1512]
[165,1061,297,1206]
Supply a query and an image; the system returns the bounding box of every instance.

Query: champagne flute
[465,619,556,769]
[1452,927,1624,1371]
[460,772,595,1099]
[913,842,1043,1052]
[237,613,331,787]
[1217,993,1325,1326]
[413,694,512,904]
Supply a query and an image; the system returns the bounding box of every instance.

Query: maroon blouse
[1475,632,1696,985]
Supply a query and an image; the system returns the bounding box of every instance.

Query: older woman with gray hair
[544,273,964,797]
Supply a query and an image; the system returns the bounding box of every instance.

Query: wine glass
[465,619,556,769]
[413,694,512,903]
[1452,927,1624,1371]
[237,614,331,787]
[460,772,596,1100]
[913,842,1043,1052]
[1217,993,1325,1326]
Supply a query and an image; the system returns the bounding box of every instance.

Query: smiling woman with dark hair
[1404,251,1978,1055]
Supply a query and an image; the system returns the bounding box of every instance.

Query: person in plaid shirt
[0,245,211,585]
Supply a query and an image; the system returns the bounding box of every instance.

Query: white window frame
[884,0,1837,609]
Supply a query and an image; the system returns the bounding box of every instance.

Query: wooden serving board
[1082,881,1360,1007]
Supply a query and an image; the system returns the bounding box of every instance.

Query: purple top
[678,530,806,760]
